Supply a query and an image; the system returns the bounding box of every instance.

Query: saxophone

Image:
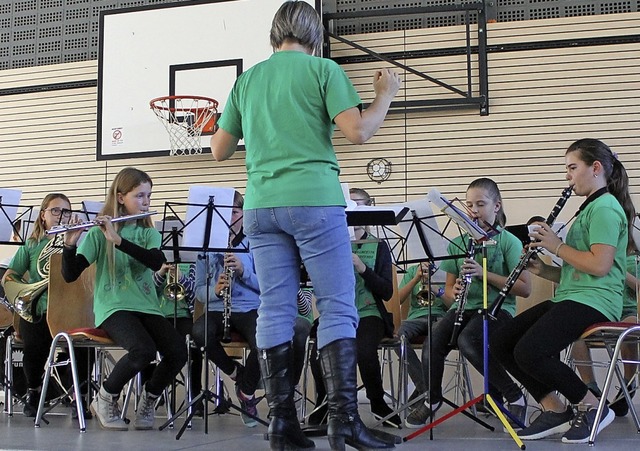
[448,237,475,347]
[4,234,63,322]
[219,255,234,343]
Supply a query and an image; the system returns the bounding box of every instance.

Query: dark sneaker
[561,403,615,444]
[235,385,261,428]
[505,397,527,430]
[609,381,636,417]
[371,400,402,428]
[404,400,442,429]
[23,388,40,418]
[192,400,204,418]
[406,388,424,412]
[517,406,573,440]
[71,397,93,420]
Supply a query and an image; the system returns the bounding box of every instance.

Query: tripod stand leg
[485,394,526,450]
[403,395,494,442]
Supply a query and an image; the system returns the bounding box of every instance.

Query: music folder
[346,205,410,226]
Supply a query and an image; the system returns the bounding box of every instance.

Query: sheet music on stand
[158,186,248,257]
[155,218,192,263]
[391,197,454,284]
[427,188,489,242]
[0,188,25,244]
[185,186,234,252]
[345,204,410,271]
[81,200,104,222]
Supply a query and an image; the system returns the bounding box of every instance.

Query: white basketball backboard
[97,0,317,160]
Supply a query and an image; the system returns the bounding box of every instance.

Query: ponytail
[567,139,636,245]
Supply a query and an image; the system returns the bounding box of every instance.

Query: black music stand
[370,201,494,436]
[157,194,266,439]
[0,189,30,246]
[402,193,525,449]
[154,215,188,428]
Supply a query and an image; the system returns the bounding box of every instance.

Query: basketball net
[150,96,218,156]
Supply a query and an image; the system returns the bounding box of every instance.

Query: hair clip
[612,151,619,160]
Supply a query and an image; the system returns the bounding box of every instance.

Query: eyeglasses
[45,207,72,217]
[352,198,372,206]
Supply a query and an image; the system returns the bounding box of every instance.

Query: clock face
[367,158,392,183]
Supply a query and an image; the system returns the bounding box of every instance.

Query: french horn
[4,234,63,322]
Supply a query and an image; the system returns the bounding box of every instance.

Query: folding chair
[576,322,640,444]
[34,253,117,432]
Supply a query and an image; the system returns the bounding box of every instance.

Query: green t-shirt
[400,264,447,320]
[353,240,381,319]
[440,229,523,317]
[8,237,53,317]
[553,193,627,321]
[218,50,361,209]
[623,254,639,316]
[77,224,164,326]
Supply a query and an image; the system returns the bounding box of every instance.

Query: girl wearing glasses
[1,193,91,418]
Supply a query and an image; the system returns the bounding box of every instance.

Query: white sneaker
[91,386,128,431]
[134,390,158,430]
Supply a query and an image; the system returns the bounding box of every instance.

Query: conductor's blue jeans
[244,206,358,350]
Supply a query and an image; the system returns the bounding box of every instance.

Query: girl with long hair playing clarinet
[406,177,530,428]
[490,138,635,444]
[61,167,187,431]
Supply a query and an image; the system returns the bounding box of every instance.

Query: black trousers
[100,311,187,397]
[491,300,607,404]
[19,316,91,394]
[192,310,260,396]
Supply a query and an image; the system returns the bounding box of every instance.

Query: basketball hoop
[150,95,218,156]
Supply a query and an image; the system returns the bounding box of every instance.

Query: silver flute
[45,211,157,235]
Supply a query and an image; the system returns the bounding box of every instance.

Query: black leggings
[422,308,522,403]
[100,311,187,396]
[490,300,607,404]
[140,317,203,396]
[310,315,386,405]
[19,316,91,394]
[192,310,260,396]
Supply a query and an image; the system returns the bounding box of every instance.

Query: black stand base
[159,386,268,440]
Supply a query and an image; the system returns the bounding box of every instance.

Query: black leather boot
[259,342,315,451]
[319,338,397,450]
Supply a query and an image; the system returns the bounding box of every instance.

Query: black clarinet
[488,186,573,319]
[221,260,234,343]
[448,237,476,347]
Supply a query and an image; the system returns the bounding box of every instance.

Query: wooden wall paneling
[0,13,639,246]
